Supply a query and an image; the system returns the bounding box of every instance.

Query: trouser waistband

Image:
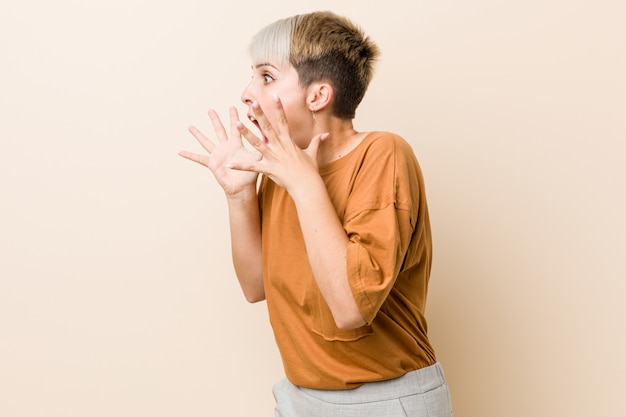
[298,362,446,404]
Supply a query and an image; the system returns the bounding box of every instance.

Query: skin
[179,59,367,330]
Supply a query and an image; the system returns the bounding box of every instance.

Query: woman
[180,11,453,417]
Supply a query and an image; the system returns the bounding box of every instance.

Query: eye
[262,73,274,84]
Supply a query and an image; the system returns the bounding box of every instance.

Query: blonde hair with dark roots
[249,11,380,119]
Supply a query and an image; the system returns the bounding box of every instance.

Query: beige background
[1,0,624,416]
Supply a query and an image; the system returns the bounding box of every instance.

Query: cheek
[281,108,310,145]
[281,101,309,127]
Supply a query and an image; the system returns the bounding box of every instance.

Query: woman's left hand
[228,94,329,195]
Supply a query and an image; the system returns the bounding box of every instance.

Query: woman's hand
[228,95,329,197]
[179,107,261,197]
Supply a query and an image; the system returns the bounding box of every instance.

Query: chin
[294,137,312,149]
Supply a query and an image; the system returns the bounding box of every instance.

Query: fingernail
[273,93,280,103]
[252,100,259,109]
[235,121,243,129]
[321,132,330,140]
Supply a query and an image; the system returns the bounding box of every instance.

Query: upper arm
[342,135,422,323]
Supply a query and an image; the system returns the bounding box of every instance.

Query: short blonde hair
[249,11,380,119]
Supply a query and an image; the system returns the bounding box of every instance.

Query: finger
[228,107,244,145]
[305,132,330,161]
[188,125,215,153]
[207,109,229,143]
[272,94,289,138]
[226,160,263,174]
[251,100,277,144]
[236,119,267,152]
[178,150,210,167]
[266,94,290,143]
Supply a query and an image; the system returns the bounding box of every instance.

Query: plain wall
[1,0,624,416]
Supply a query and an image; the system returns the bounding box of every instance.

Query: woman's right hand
[179,107,261,197]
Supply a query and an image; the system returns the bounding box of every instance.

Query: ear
[306,82,333,112]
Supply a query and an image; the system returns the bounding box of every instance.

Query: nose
[240,79,255,106]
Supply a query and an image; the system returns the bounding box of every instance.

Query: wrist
[226,184,258,204]
[287,173,326,205]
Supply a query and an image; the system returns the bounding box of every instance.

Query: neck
[315,119,363,166]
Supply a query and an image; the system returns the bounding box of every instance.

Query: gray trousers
[273,362,453,417]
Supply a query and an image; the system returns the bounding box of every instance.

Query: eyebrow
[253,62,280,70]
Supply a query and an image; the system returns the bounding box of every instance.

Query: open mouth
[248,115,268,143]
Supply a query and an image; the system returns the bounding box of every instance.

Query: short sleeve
[345,203,415,324]
[341,135,420,324]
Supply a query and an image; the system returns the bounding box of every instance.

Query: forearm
[227,186,264,303]
[290,177,366,330]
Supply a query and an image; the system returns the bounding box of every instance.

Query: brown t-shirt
[259,131,436,390]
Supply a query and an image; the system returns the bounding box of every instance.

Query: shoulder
[356,131,419,169]
[360,131,415,155]
[320,131,419,179]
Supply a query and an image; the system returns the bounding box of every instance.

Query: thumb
[305,132,330,161]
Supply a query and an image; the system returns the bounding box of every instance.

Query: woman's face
[241,60,314,149]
